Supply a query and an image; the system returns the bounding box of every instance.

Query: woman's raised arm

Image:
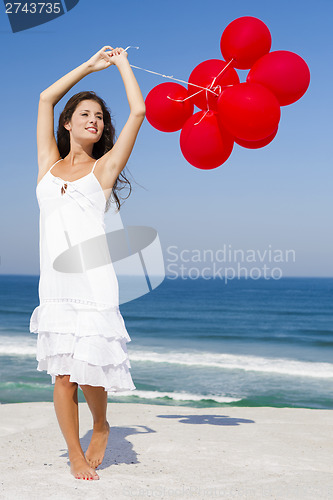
[37,47,114,172]
[97,48,146,184]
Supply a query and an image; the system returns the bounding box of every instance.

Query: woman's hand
[106,47,129,67]
[86,46,128,72]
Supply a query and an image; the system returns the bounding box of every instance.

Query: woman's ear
[64,121,71,131]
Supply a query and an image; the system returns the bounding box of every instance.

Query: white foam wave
[109,389,240,404]
[2,337,333,379]
[129,350,333,379]
[0,336,36,356]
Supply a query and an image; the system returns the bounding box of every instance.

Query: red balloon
[247,50,310,106]
[220,16,271,70]
[145,82,194,132]
[188,59,240,111]
[217,82,281,141]
[235,128,278,149]
[180,111,234,169]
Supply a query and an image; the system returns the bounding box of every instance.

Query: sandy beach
[0,402,332,499]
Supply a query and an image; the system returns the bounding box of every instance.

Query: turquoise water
[0,275,333,409]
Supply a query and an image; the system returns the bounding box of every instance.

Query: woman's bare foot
[85,421,110,469]
[70,454,100,480]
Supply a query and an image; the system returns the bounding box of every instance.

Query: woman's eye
[81,113,88,116]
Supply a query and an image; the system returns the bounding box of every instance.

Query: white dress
[29,158,136,392]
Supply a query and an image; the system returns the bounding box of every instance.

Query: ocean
[0,275,332,409]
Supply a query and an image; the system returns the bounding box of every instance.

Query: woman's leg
[80,385,110,469]
[53,375,99,480]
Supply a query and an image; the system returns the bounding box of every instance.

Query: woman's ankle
[68,449,86,462]
[92,420,109,432]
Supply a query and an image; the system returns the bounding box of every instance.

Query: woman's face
[65,99,104,144]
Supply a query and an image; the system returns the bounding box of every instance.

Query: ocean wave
[109,389,240,404]
[0,337,36,356]
[2,336,333,380]
[0,381,240,405]
[129,350,333,379]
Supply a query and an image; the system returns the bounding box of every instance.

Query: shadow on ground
[60,425,156,470]
[156,414,255,425]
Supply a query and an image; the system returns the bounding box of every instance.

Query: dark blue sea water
[0,275,332,409]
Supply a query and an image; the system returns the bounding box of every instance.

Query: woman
[29,46,145,481]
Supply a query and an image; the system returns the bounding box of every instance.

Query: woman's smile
[86,126,98,134]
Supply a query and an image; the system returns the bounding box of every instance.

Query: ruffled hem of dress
[29,300,131,342]
[37,331,131,367]
[30,300,135,391]
[37,353,136,393]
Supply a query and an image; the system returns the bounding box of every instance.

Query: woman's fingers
[97,45,126,64]
[110,47,124,56]
[101,53,111,63]
[100,46,114,63]
[99,45,124,54]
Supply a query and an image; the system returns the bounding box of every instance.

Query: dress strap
[49,158,63,173]
[91,158,99,173]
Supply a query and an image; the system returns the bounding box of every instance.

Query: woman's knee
[55,374,77,390]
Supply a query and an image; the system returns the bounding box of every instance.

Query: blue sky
[0,0,332,277]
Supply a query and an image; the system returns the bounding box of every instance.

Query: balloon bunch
[145,16,310,169]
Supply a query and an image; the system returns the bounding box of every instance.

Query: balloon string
[209,58,234,89]
[194,110,209,126]
[203,58,234,110]
[123,46,139,52]
[123,47,233,125]
[130,64,220,95]
[168,58,235,104]
[199,77,212,124]
[123,47,219,96]
[166,89,206,103]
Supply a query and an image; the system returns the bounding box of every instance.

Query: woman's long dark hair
[57,91,132,213]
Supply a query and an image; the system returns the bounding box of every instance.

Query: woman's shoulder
[37,156,62,186]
